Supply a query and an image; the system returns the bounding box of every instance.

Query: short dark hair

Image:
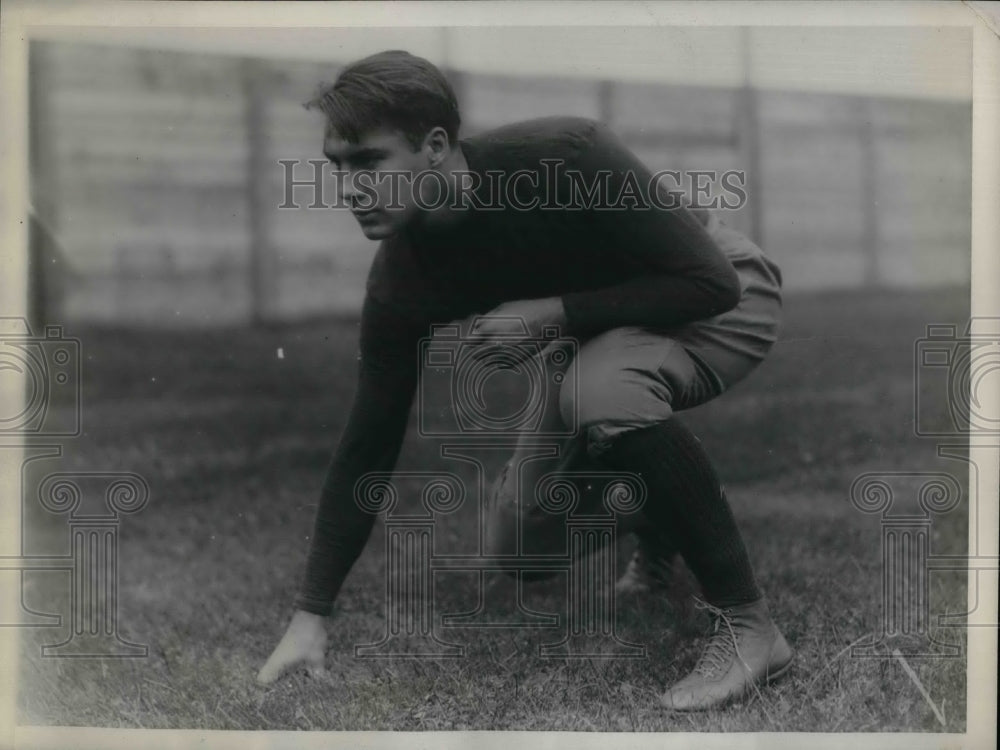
[308,50,461,149]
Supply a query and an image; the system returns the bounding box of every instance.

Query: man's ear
[422,126,451,168]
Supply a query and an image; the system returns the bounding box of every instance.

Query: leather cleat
[659,597,793,711]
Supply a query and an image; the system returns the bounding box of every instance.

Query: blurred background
[15,26,976,730]
[27,26,972,328]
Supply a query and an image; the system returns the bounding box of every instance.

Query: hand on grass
[256,609,328,685]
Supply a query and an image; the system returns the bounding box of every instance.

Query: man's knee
[559,361,634,431]
[559,354,679,436]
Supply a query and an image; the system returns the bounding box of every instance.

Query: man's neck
[418,143,470,232]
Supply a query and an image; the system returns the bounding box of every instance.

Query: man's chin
[358,223,396,240]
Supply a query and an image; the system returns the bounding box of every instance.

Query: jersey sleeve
[560,123,742,336]
[294,292,426,616]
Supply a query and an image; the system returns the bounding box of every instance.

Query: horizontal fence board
[33,41,972,327]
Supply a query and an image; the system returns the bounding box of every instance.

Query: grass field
[16,285,972,732]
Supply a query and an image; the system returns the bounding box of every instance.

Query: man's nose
[338,170,360,202]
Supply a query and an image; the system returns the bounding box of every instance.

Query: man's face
[323,127,432,240]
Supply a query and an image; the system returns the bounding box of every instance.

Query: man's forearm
[293,295,422,616]
[293,386,413,616]
[293,455,381,616]
[561,265,741,336]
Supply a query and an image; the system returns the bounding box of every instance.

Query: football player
[257,50,792,711]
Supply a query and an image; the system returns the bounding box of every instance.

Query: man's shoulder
[462,116,606,166]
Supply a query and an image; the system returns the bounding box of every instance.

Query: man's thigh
[485,329,710,562]
[673,223,783,392]
[561,326,723,453]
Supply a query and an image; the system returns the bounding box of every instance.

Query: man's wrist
[551,296,575,337]
[548,296,569,333]
[293,594,333,617]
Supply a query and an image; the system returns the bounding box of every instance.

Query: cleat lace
[690,599,743,679]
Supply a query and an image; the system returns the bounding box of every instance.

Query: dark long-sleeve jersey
[295,117,759,615]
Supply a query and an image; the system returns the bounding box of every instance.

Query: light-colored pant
[485,219,783,563]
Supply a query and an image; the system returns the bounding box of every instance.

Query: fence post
[28,41,65,331]
[856,97,881,287]
[242,58,277,326]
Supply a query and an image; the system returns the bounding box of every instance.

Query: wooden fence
[29,41,971,327]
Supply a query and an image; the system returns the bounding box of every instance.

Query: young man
[257,50,792,711]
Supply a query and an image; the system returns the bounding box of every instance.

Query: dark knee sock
[599,419,762,608]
